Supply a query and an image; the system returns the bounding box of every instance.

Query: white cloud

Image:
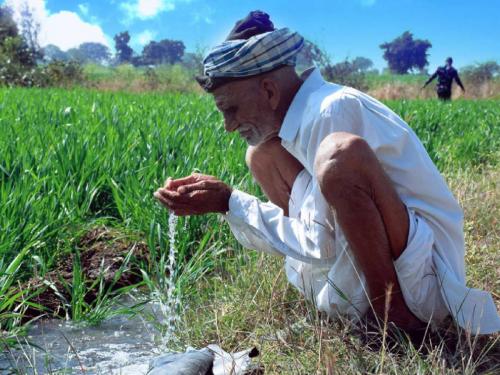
[5,0,110,51]
[121,0,172,22]
[120,0,191,23]
[42,11,110,50]
[138,0,174,17]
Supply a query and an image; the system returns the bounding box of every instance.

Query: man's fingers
[177,180,220,194]
[163,177,173,189]
[154,191,176,207]
[162,173,218,191]
[156,188,193,203]
[154,192,203,216]
[166,175,199,190]
[166,173,209,189]
[154,192,174,208]
[154,191,191,209]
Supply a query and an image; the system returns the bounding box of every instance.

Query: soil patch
[21,226,149,320]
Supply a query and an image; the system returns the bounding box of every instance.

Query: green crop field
[0,88,499,373]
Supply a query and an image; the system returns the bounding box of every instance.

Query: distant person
[423,57,465,100]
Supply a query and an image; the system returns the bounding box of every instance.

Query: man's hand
[154,173,233,216]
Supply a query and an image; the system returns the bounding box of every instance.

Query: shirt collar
[279,67,326,142]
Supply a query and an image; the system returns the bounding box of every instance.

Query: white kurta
[224,68,500,334]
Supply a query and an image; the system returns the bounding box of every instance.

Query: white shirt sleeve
[223,172,335,264]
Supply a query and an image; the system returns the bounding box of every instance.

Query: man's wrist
[221,185,233,213]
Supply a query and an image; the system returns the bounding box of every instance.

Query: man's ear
[259,78,280,110]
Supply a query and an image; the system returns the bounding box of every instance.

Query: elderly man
[154,11,500,335]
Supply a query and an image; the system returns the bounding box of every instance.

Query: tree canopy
[43,44,68,62]
[0,5,37,85]
[295,39,331,71]
[322,57,373,90]
[351,57,374,72]
[114,31,133,64]
[380,31,432,74]
[71,42,110,64]
[461,61,500,84]
[18,1,42,61]
[0,5,35,67]
[0,6,18,41]
[141,39,185,65]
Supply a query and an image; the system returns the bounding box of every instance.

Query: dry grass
[368,81,500,101]
[178,166,500,374]
[449,167,500,307]
[85,77,204,93]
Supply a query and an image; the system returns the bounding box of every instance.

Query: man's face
[212,78,280,146]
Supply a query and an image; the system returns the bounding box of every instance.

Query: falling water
[0,216,184,374]
[161,213,180,345]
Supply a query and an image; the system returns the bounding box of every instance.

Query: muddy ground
[21,226,149,320]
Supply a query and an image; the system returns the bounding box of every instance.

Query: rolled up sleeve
[224,174,335,264]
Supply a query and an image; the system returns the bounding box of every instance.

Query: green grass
[388,99,500,169]
[0,88,499,373]
[364,72,428,88]
[0,88,254,328]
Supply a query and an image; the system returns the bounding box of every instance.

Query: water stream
[0,215,182,374]
[0,299,167,374]
[162,213,180,346]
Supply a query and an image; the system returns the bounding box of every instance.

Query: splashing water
[156,213,180,346]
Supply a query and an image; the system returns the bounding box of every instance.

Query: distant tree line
[43,33,188,67]
[112,31,187,66]
[42,29,204,70]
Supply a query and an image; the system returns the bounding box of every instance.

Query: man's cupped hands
[154,173,232,216]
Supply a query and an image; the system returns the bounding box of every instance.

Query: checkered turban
[196,11,304,92]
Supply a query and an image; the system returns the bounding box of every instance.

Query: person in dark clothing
[423,57,465,100]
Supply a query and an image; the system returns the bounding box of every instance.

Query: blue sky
[4,0,500,71]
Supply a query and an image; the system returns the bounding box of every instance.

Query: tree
[66,43,110,64]
[75,42,110,64]
[18,0,43,61]
[182,52,203,73]
[380,31,432,74]
[295,39,331,71]
[67,47,84,62]
[114,31,133,64]
[351,57,374,72]
[322,58,369,90]
[0,6,18,41]
[461,61,500,84]
[182,45,206,74]
[0,5,36,84]
[0,32,33,67]
[43,44,69,62]
[141,39,185,65]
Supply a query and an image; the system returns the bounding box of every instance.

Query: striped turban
[196,11,304,92]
